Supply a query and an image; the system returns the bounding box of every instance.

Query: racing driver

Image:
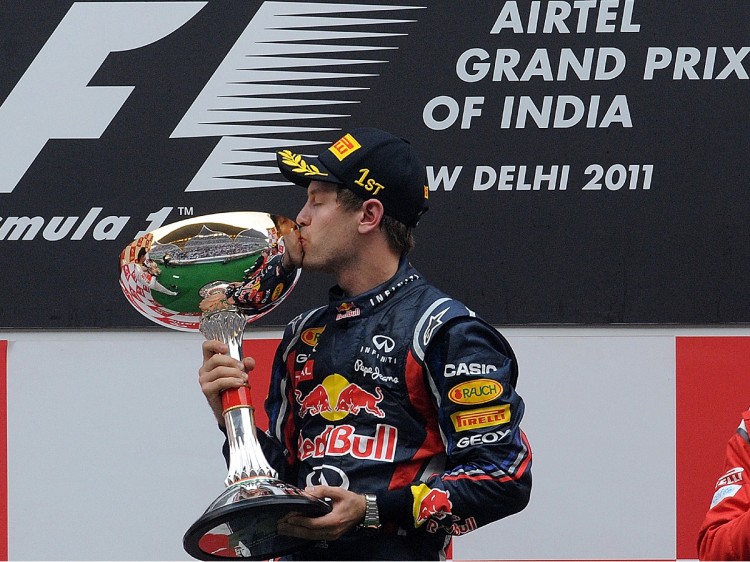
[198,127,533,560]
[698,408,750,560]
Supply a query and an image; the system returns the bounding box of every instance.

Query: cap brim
[276,150,342,188]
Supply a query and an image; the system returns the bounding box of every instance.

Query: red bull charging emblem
[295,374,385,421]
[295,374,395,462]
[410,483,477,535]
[412,483,454,527]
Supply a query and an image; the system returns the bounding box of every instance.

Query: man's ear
[359,199,385,234]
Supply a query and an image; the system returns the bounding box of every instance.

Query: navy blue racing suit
[246,259,532,560]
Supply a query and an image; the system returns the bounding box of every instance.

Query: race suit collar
[328,258,423,321]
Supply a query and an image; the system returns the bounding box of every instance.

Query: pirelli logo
[451,404,511,432]
[328,133,362,161]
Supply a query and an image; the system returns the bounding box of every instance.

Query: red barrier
[0,340,7,561]
[676,336,750,559]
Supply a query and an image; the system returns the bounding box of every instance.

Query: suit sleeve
[698,412,750,561]
[378,315,532,536]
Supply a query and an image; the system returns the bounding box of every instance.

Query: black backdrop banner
[0,0,748,328]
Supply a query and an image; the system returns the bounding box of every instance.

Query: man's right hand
[198,340,255,426]
[280,227,303,270]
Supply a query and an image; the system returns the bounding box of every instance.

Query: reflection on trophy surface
[120,212,299,330]
[119,212,331,561]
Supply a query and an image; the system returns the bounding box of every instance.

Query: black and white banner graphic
[0,1,747,327]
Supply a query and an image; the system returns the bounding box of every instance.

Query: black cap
[276,128,429,227]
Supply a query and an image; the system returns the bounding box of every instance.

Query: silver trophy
[119,212,330,561]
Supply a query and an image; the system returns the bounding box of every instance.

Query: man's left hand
[277,485,366,542]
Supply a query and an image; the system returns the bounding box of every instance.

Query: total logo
[294,374,385,420]
[294,359,314,384]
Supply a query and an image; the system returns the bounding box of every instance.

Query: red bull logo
[426,516,477,536]
[294,374,385,420]
[335,302,361,321]
[294,384,332,417]
[336,384,385,417]
[412,483,454,527]
[298,424,397,462]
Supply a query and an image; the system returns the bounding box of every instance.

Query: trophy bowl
[119,211,331,561]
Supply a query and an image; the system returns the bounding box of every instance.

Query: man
[199,127,532,560]
[698,408,750,560]
[135,247,177,296]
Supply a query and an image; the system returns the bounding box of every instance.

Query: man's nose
[296,206,309,226]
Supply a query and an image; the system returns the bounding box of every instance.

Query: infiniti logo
[306,465,350,489]
[372,335,395,353]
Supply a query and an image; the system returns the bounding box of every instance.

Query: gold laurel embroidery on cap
[279,150,328,177]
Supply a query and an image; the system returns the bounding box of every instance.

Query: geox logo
[0,2,421,195]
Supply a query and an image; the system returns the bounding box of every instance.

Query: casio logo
[444,363,498,377]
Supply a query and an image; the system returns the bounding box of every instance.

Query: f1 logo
[0,2,206,193]
[0,2,418,195]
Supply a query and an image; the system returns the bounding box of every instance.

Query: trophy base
[183,477,332,561]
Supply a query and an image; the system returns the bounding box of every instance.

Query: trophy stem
[199,308,277,487]
[224,405,277,486]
